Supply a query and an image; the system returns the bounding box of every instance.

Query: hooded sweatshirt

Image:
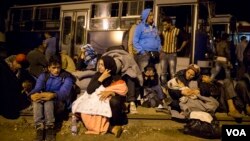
[133,9,161,55]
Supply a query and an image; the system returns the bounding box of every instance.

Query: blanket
[102,50,143,86]
[71,80,128,117]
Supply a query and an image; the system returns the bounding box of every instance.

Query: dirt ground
[1,105,250,141]
[2,115,247,141]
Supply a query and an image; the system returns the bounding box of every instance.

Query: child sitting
[142,64,165,108]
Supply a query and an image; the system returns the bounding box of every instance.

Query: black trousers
[122,74,141,103]
[109,95,128,126]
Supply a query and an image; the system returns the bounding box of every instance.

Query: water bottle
[71,115,78,135]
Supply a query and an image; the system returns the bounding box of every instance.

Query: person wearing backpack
[29,55,74,141]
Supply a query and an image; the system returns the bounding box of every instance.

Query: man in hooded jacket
[133,8,161,74]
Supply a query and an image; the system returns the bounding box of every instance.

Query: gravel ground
[0,116,222,141]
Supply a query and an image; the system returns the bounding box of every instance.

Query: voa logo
[226,129,246,136]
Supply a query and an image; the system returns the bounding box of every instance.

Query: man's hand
[30,93,43,102]
[202,75,212,83]
[182,88,200,96]
[176,48,182,52]
[40,92,56,101]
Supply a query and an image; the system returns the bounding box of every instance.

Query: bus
[6,0,213,69]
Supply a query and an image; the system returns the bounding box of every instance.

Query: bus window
[35,7,60,20]
[76,16,85,45]
[22,8,33,21]
[144,1,153,9]
[10,8,33,31]
[63,16,72,45]
[111,3,119,17]
[90,3,119,30]
[122,1,143,16]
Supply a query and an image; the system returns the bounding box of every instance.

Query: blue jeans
[136,53,161,75]
[151,85,165,100]
[33,100,55,127]
[135,53,150,72]
[160,52,177,79]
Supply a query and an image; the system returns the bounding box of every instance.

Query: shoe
[155,107,170,114]
[111,126,123,138]
[246,106,250,116]
[157,104,163,109]
[45,125,56,141]
[34,129,44,141]
[228,110,243,118]
[34,124,44,141]
[129,102,138,114]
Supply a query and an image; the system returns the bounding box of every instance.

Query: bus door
[61,10,87,57]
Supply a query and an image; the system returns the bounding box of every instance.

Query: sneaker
[34,129,44,141]
[34,124,44,141]
[246,106,250,116]
[228,110,243,118]
[129,102,138,114]
[157,104,163,109]
[155,108,170,114]
[111,126,123,138]
[45,125,56,141]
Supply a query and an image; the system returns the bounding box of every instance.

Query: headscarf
[99,56,118,87]
[101,55,117,75]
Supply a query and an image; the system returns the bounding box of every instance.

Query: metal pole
[191,3,198,64]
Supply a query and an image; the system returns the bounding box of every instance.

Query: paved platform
[18,106,250,122]
[128,106,250,122]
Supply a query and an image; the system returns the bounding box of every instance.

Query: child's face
[145,68,155,76]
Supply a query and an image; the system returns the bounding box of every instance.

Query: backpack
[183,119,220,139]
[183,111,220,139]
[142,88,161,108]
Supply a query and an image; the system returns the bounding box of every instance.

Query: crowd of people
[1,8,250,141]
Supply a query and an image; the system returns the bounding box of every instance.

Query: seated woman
[167,64,201,113]
[72,56,128,137]
[167,68,219,118]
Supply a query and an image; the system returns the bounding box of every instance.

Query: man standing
[235,36,248,79]
[211,33,231,80]
[160,17,188,84]
[128,19,141,58]
[44,32,57,61]
[27,39,48,78]
[133,8,161,73]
